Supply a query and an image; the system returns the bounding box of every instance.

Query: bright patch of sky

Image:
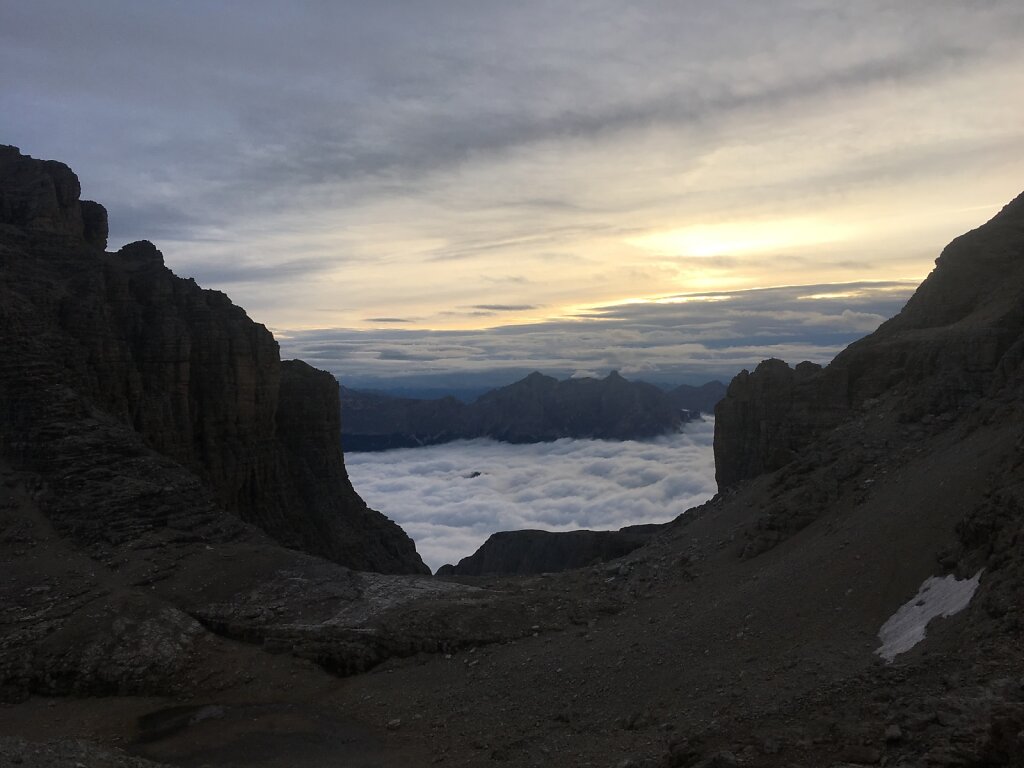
[2,1,1023,380]
[345,418,717,572]
[287,280,914,389]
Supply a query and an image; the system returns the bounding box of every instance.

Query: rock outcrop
[341,370,695,450]
[0,145,426,574]
[715,190,1024,490]
[713,359,846,489]
[436,524,663,576]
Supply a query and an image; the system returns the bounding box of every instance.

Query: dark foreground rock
[0,144,425,576]
[0,147,631,712]
[436,524,663,576]
[0,737,170,767]
[713,358,844,488]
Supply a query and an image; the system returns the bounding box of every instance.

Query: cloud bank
[285,280,916,389]
[345,419,717,572]
[2,2,1022,333]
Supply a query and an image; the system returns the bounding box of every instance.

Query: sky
[3,1,1024,388]
[345,419,717,571]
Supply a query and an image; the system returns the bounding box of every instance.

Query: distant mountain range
[340,372,726,450]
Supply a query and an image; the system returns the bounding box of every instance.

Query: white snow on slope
[876,570,983,663]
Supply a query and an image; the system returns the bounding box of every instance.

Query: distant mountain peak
[521,370,557,384]
[340,370,727,449]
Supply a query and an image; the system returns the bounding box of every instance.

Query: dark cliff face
[275,361,426,571]
[713,359,848,489]
[0,145,426,574]
[436,525,663,577]
[832,190,1024,411]
[714,190,1024,490]
[0,146,107,247]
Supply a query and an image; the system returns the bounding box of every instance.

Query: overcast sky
[3,1,1023,386]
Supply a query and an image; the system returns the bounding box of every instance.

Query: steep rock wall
[714,190,1024,489]
[713,359,850,489]
[0,145,426,574]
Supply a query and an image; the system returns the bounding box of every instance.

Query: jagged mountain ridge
[340,371,719,451]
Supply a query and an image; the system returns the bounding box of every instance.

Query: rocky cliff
[714,190,1024,490]
[341,370,695,450]
[0,144,426,574]
[436,524,662,576]
[4,147,1024,768]
[713,359,847,489]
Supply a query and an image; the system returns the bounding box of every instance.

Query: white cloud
[345,418,716,572]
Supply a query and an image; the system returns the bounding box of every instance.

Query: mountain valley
[0,147,1022,768]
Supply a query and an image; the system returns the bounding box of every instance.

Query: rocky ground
[3,392,1021,766]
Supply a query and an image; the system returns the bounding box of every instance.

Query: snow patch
[875,570,983,662]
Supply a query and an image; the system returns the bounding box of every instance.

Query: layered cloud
[346,419,717,572]
[283,280,916,389]
[2,2,1023,333]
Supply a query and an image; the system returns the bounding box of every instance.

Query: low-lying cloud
[345,418,717,573]
[5,3,1022,335]
[283,280,916,390]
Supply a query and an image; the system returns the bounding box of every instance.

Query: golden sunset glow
[5,1,1023,385]
[627,217,853,259]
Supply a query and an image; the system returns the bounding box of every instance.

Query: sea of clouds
[345,418,717,573]
[286,281,917,392]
